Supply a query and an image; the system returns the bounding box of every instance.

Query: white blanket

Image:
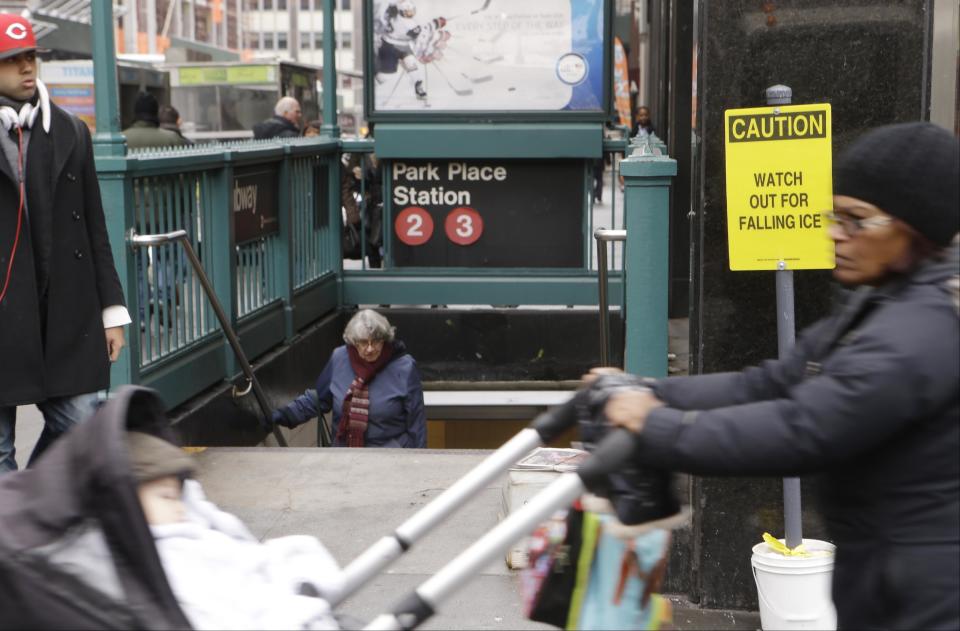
[151,480,345,630]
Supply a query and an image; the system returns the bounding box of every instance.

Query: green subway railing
[98,133,671,410]
[99,139,342,409]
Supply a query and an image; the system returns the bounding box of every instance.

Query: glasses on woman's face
[355,338,384,351]
[822,210,894,236]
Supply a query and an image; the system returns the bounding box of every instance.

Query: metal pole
[595,229,627,367]
[364,475,586,630]
[365,427,639,630]
[289,0,300,62]
[321,0,340,137]
[129,231,288,447]
[766,84,802,549]
[329,428,544,606]
[90,0,126,158]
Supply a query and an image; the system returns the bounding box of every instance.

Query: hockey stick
[445,0,493,21]
[431,59,473,96]
[381,68,407,106]
[443,44,494,82]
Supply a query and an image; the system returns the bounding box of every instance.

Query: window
[300,0,312,9]
[313,32,323,48]
[262,0,272,9]
[263,33,275,49]
[340,32,352,50]
[248,33,261,49]
[278,33,288,50]
[340,0,351,10]
[300,32,311,49]
[277,0,287,9]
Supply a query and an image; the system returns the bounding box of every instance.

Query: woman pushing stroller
[592,122,959,630]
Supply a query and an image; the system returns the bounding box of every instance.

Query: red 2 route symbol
[394,206,434,246]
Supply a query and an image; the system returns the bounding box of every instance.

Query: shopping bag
[574,518,673,630]
[521,504,602,628]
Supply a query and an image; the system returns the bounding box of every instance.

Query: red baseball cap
[0,14,42,60]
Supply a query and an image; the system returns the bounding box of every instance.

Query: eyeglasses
[822,211,894,236]
[354,338,384,351]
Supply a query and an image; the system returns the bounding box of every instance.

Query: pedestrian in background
[122,92,188,149]
[124,96,186,330]
[0,15,131,472]
[253,96,301,140]
[303,119,323,137]
[597,122,959,630]
[158,105,192,145]
[632,105,654,138]
[272,310,426,448]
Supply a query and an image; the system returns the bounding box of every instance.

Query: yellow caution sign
[724,103,835,271]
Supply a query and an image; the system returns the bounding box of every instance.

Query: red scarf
[337,343,395,447]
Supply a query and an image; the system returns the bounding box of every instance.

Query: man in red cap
[0,14,130,472]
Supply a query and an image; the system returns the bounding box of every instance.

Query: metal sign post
[724,86,835,549]
[766,84,802,549]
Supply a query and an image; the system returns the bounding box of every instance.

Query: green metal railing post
[278,149,295,339]
[208,157,239,377]
[619,139,677,378]
[90,2,125,158]
[91,1,135,389]
[321,0,340,138]
[102,167,139,388]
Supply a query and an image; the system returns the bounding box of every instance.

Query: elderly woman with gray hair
[271,310,426,448]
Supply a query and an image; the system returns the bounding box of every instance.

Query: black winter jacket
[638,242,959,630]
[0,104,126,406]
[252,115,300,140]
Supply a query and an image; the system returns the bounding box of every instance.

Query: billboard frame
[363,0,613,123]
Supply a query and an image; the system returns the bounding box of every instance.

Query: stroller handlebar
[529,389,588,442]
[577,427,640,490]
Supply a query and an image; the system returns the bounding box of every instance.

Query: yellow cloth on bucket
[761,532,812,557]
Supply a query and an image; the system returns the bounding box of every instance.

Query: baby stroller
[0,387,193,629]
[0,378,676,630]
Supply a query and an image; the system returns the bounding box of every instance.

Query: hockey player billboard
[369,0,608,115]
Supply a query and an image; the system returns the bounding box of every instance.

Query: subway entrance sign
[724,103,834,270]
[390,159,584,268]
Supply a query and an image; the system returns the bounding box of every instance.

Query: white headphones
[0,102,38,131]
[0,79,50,133]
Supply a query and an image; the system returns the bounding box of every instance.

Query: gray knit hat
[834,122,959,246]
[125,431,195,483]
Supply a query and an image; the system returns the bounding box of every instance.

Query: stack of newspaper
[500,447,588,568]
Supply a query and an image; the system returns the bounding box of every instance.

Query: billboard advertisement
[368,0,607,116]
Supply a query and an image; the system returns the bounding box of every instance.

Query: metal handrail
[128,229,288,447]
[594,228,627,367]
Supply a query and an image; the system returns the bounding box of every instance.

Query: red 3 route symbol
[394,206,434,246]
[444,207,483,246]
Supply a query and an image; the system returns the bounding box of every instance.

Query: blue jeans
[0,392,101,473]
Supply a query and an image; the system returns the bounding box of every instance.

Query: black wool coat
[0,104,126,406]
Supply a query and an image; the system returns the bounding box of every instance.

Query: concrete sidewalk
[192,447,759,630]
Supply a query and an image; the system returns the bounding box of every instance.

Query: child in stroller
[0,386,345,630]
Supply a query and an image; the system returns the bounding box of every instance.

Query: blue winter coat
[277,344,426,448]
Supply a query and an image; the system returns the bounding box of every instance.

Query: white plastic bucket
[751,538,837,630]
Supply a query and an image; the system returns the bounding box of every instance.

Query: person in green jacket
[122,92,188,149]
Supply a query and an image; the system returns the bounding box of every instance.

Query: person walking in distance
[0,15,131,472]
[253,96,302,140]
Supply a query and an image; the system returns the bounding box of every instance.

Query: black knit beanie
[133,91,159,125]
[834,122,959,246]
[833,123,960,246]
